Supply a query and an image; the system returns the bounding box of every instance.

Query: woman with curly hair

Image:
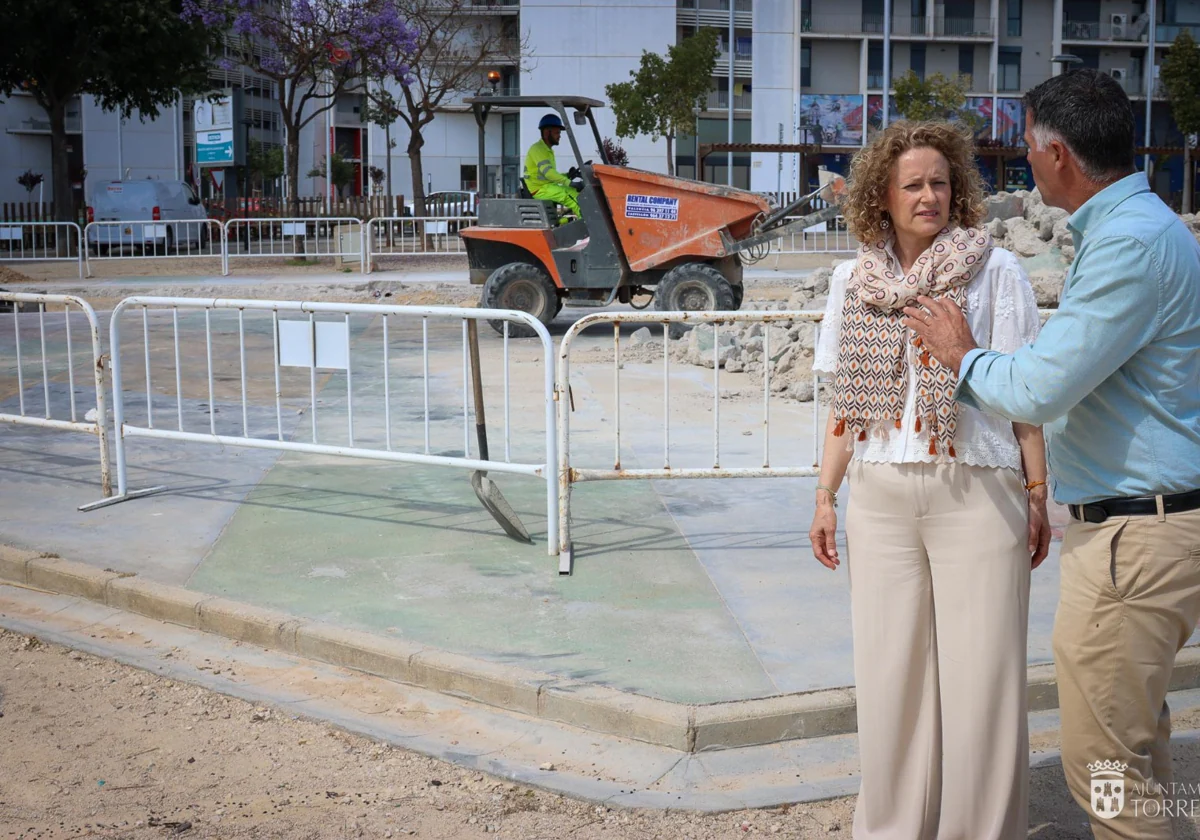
[808,121,1050,839]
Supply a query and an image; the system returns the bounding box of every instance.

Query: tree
[605,28,719,176]
[360,0,530,217]
[892,71,985,134]
[16,170,43,196]
[190,0,417,213]
[1161,29,1200,214]
[362,86,402,209]
[307,149,357,198]
[247,140,284,195]
[0,0,223,222]
[602,137,630,167]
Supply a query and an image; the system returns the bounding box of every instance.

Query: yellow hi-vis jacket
[524,139,570,191]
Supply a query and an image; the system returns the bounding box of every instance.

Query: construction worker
[525,114,582,220]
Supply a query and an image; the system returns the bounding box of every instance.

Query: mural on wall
[799,95,864,146]
[996,98,1025,147]
[962,97,993,140]
[866,96,901,139]
[867,95,992,139]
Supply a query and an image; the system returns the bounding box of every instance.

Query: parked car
[86,180,210,253]
[403,190,477,218]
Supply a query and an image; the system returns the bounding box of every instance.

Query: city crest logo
[1088,760,1128,819]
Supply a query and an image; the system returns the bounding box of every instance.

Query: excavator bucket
[591,164,773,272]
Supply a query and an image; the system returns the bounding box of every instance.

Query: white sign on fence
[281,222,306,236]
[278,319,350,370]
[0,226,21,241]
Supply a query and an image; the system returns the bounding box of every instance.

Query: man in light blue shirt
[907,70,1200,839]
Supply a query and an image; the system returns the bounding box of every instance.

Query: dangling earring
[880,216,890,230]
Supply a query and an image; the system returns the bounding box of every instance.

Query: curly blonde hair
[842,120,986,243]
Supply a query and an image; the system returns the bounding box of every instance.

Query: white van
[86,180,210,253]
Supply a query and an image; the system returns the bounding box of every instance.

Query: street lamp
[1052,54,1084,74]
[487,70,502,95]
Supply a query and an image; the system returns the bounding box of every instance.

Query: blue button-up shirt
[955,172,1200,505]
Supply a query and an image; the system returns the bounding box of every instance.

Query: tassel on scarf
[858,430,868,442]
[833,418,846,437]
[928,435,938,456]
[914,417,922,434]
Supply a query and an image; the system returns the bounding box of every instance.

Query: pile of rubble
[660,190,1200,403]
[625,267,836,404]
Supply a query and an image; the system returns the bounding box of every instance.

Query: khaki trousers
[1053,507,1200,839]
[845,462,1031,840]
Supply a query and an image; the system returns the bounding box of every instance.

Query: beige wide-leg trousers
[845,461,1031,840]
[1053,507,1200,839]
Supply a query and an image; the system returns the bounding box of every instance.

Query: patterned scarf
[831,226,992,460]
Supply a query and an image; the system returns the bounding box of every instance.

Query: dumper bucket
[592,165,773,273]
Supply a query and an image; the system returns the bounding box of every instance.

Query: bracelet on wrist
[1025,479,1047,492]
[816,483,838,507]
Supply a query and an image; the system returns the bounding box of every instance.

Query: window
[1007,0,1022,36]
[863,0,884,32]
[959,45,974,85]
[801,42,812,88]
[868,43,884,88]
[910,44,926,80]
[998,46,1021,91]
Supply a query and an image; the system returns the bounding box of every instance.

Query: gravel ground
[7,627,1200,840]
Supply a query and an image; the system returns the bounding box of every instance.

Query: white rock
[629,327,653,346]
[1005,218,1051,258]
[1028,268,1066,306]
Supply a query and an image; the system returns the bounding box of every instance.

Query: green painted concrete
[189,457,777,704]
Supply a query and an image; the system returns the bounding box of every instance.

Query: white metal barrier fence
[0,221,84,279]
[0,292,112,501]
[771,216,857,254]
[365,216,475,273]
[225,217,363,269]
[84,219,226,276]
[90,296,559,554]
[556,310,825,574]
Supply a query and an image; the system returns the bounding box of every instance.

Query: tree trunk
[666,133,675,177]
[46,100,73,223]
[1184,140,1194,216]
[286,125,301,217]
[385,122,393,214]
[408,127,427,218]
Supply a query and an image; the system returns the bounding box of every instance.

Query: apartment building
[747,0,1199,200]
[2,0,1195,207]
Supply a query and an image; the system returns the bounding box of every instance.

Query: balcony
[707,89,753,111]
[802,12,995,37]
[936,16,994,37]
[677,0,752,27]
[996,68,1052,93]
[803,12,879,34]
[1062,16,1149,42]
[891,15,928,35]
[7,115,82,134]
[1154,22,1200,42]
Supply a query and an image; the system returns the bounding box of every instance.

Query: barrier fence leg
[79,306,168,511]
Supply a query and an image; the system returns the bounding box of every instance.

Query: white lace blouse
[813,246,1041,470]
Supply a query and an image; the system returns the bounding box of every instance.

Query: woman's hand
[809,501,840,570]
[1028,489,1051,570]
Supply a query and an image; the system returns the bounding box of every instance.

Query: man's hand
[901,295,978,374]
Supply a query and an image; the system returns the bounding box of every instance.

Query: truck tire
[655,262,736,338]
[482,262,560,337]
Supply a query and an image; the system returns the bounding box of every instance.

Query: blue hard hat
[538,114,564,130]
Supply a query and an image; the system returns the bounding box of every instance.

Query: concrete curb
[6,547,1200,754]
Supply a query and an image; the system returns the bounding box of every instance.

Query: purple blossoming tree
[187,0,418,212]
[358,0,530,216]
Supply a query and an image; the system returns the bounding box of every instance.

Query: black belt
[1068,488,1200,523]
